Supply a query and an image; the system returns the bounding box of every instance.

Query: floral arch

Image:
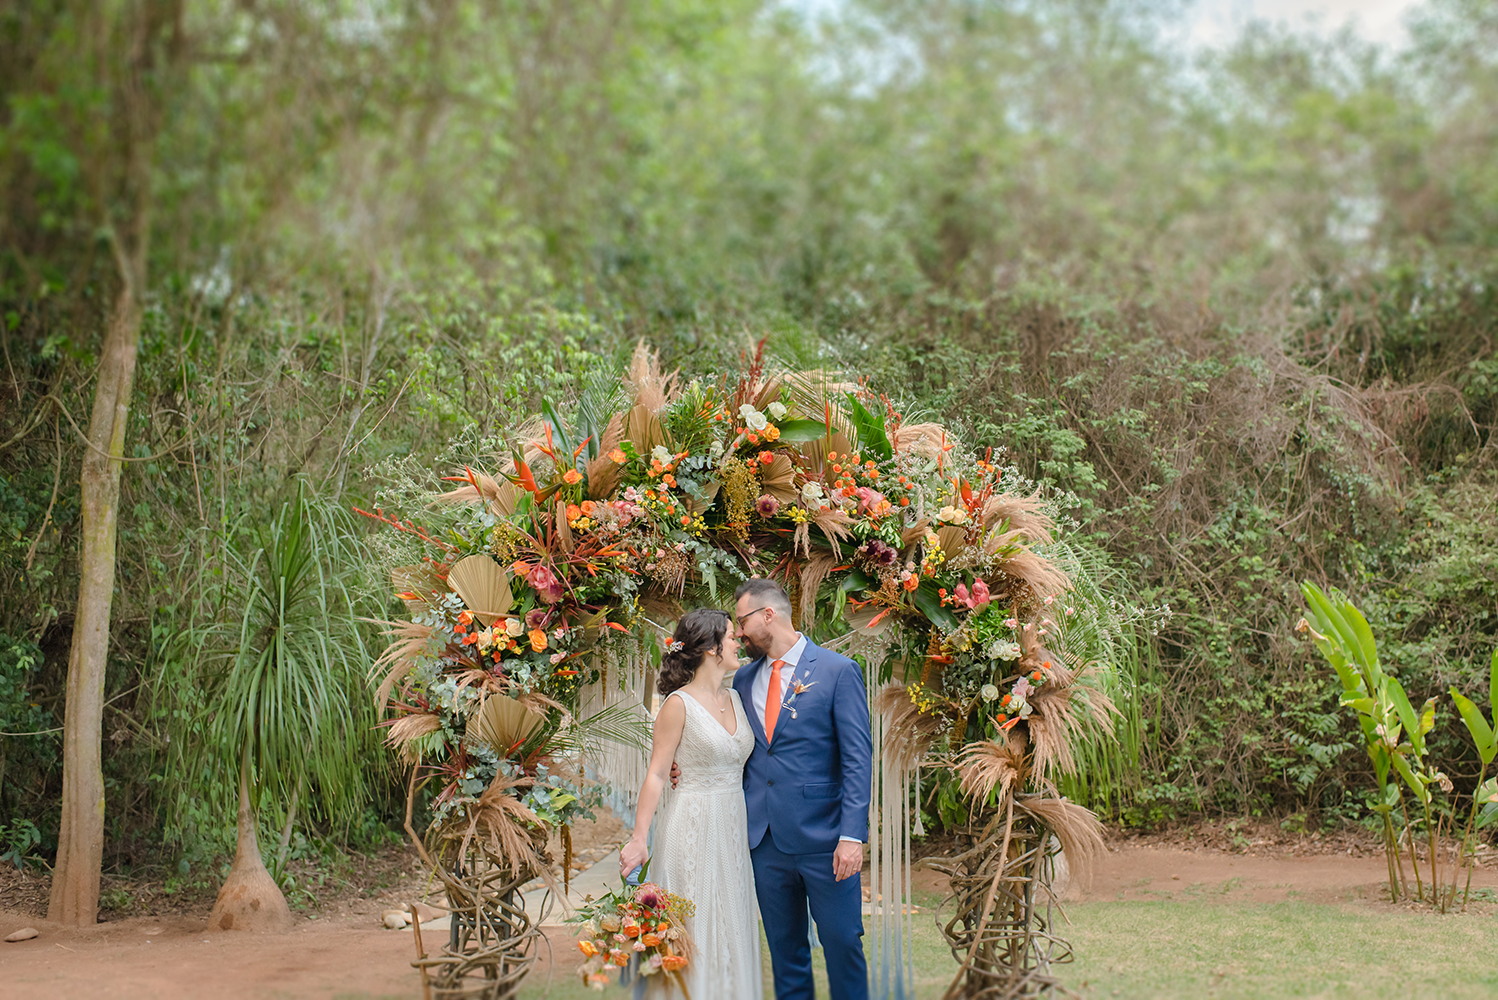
[366,341,1116,999]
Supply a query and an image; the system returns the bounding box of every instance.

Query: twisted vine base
[927,795,1078,1000]
[406,820,549,1000]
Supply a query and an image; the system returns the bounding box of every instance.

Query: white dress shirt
[749,632,861,845]
[750,632,807,724]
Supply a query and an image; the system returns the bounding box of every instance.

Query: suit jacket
[733,640,873,855]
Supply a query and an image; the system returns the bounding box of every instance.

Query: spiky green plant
[187,488,379,925]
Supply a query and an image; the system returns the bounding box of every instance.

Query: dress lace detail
[653,689,762,1000]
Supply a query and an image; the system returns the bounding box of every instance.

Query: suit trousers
[751,829,868,1000]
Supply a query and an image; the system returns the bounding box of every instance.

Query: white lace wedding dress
[652,689,763,1000]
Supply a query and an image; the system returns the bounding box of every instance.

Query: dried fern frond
[956,736,1025,804]
[878,683,950,773]
[1015,796,1106,890]
[370,619,436,706]
[384,712,444,763]
[981,491,1054,545]
[458,771,558,894]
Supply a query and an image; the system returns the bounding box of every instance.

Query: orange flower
[622,921,641,938]
[662,474,677,487]
[529,629,548,652]
[640,933,662,947]
[512,560,530,577]
[1031,671,1043,682]
[758,451,773,465]
[577,939,599,957]
[902,575,919,592]
[609,448,627,463]
[611,952,630,967]
[995,713,1008,723]
[747,433,760,445]
[566,503,582,521]
[457,610,473,626]
[763,424,781,442]
[563,468,582,485]
[581,500,595,515]
[899,497,910,507]
[656,921,670,932]
[680,515,691,526]
[661,955,688,972]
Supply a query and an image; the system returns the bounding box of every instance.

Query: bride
[619,608,763,999]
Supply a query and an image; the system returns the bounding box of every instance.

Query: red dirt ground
[4,818,1495,999]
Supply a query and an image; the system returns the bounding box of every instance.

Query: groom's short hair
[735,577,792,616]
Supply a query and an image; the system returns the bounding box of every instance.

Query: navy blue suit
[734,640,872,1000]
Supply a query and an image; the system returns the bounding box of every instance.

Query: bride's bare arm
[619,694,686,876]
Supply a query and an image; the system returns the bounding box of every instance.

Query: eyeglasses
[735,606,772,626]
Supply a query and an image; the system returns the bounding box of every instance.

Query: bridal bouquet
[572,879,697,994]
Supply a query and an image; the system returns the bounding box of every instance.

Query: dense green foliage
[2,0,1496,868]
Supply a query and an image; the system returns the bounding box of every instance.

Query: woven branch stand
[405,806,548,1000]
[928,793,1078,1000]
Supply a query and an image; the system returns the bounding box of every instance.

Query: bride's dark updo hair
[657,608,732,696]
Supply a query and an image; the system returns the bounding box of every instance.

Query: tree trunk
[206,739,292,933]
[47,279,143,926]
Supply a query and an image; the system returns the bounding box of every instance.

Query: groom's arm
[831,657,873,845]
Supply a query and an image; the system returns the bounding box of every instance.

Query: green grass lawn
[523,900,1498,999]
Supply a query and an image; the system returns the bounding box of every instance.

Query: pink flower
[755,494,781,518]
[954,583,973,608]
[634,883,666,908]
[970,578,991,609]
[855,487,887,514]
[528,564,566,604]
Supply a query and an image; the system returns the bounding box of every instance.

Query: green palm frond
[545,701,653,760]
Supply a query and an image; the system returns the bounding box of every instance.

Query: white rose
[801,482,825,504]
[709,440,724,460]
[739,404,768,432]
[980,684,999,702]
[938,505,970,525]
[767,401,788,420]
[651,445,673,466]
[504,617,524,637]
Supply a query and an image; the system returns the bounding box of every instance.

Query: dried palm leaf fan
[471,694,545,755]
[447,554,514,626]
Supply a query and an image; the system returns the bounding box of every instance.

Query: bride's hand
[619,837,649,878]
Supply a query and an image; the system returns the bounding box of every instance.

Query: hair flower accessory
[666,640,684,653]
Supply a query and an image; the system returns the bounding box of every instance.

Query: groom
[731,577,872,1000]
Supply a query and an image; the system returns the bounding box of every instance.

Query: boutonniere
[780,679,818,719]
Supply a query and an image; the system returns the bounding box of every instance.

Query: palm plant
[195,490,378,932]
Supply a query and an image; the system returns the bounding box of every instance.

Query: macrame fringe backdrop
[577,637,667,830]
[868,659,917,1000]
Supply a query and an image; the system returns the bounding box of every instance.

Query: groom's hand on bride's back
[669,761,680,789]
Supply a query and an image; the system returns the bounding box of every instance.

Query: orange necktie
[763,658,787,742]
